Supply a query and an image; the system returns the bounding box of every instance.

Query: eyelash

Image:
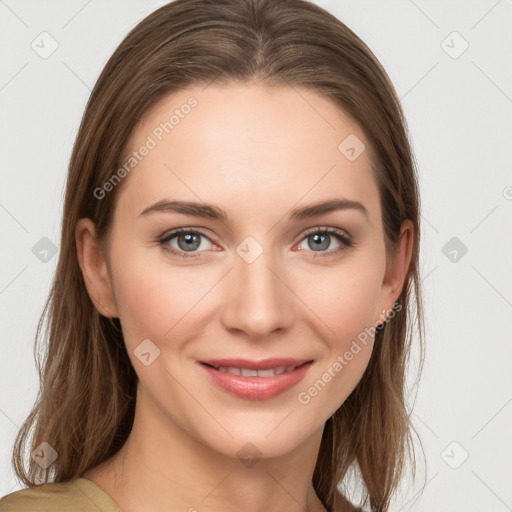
[158,226,354,259]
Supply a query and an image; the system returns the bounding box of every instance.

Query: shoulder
[0,477,122,512]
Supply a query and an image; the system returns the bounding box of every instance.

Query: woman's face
[85,83,408,459]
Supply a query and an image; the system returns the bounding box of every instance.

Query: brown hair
[10,0,425,510]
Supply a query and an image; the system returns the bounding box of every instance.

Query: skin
[76,82,413,512]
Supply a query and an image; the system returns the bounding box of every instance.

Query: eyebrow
[139,197,369,222]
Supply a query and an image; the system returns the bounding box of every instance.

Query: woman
[0,0,424,510]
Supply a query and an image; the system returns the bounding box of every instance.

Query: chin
[194,410,325,462]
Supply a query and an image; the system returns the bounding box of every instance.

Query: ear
[376,219,414,324]
[75,218,119,318]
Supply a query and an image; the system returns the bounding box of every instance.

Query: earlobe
[75,218,119,319]
[378,219,414,322]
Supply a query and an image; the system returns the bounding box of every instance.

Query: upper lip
[199,358,313,370]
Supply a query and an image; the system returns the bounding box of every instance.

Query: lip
[197,358,314,400]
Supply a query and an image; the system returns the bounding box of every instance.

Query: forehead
[116,82,381,227]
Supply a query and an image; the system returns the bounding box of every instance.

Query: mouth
[197,358,314,400]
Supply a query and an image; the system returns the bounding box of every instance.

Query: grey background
[1,0,511,510]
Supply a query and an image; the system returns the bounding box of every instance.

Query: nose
[220,247,295,340]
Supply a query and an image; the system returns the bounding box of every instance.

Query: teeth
[257,369,278,377]
[216,365,298,377]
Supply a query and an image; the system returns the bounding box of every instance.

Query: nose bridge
[221,236,293,338]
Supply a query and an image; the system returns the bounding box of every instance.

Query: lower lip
[198,362,313,400]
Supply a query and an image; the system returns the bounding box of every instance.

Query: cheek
[110,248,214,348]
[290,256,384,406]
[292,258,384,344]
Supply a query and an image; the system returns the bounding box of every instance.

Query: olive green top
[0,477,363,511]
[0,477,122,511]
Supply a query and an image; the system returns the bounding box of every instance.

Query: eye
[159,228,215,258]
[296,227,353,257]
[158,226,354,259]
